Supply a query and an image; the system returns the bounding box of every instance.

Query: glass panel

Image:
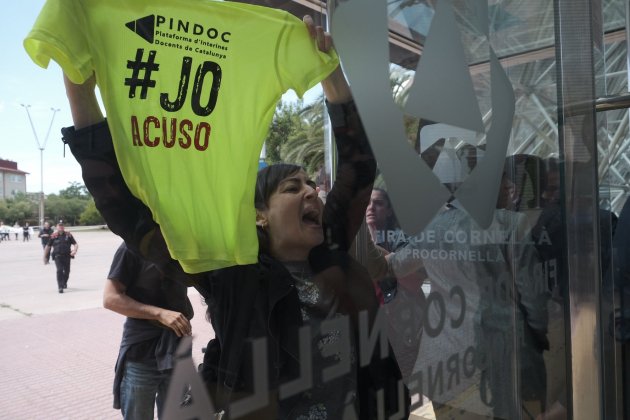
[247,0,624,417]
[604,0,627,32]
[601,1,630,419]
[386,0,624,61]
[331,1,571,418]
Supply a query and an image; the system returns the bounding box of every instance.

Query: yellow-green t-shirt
[25,0,339,273]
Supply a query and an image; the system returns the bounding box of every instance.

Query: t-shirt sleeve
[107,243,140,288]
[23,0,92,84]
[275,13,339,98]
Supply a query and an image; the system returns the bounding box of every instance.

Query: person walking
[104,242,194,420]
[22,222,31,241]
[44,223,78,293]
[38,221,54,250]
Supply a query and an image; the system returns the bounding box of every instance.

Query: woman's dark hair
[255,163,304,255]
[372,187,400,231]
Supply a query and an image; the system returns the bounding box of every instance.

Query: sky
[0,1,319,195]
[1,1,81,195]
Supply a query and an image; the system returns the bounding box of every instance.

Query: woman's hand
[303,15,333,53]
[303,15,352,104]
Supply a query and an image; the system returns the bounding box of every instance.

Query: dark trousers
[54,255,71,288]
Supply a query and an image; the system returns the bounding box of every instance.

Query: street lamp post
[20,104,60,228]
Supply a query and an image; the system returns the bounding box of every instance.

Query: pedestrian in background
[44,223,78,293]
[22,222,30,241]
[0,221,8,241]
[39,221,54,249]
[104,242,193,420]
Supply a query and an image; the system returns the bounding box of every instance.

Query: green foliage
[59,181,91,200]
[264,100,303,165]
[0,181,96,226]
[0,192,37,224]
[262,66,417,180]
[280,95,327,177]
[0,200,8,221]
[5,201,33,224]
[263,94,329,178]
[9,191,31,203]
[264,97,330,177]
[79,199,105,225]
[45,194,88,226]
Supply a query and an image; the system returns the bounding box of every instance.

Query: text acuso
[130,115,211,151]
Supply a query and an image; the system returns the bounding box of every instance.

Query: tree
[280,96,326,177]
[79,199,105,225]
[6,201,33,224]
[59,181,90,200]
[264,100,303,165]
[42,181,92,225]
[2,193,37,224]
[263,67,417,178]
[45,194,88,226]
[0,200,8,221]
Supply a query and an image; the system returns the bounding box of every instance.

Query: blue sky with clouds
[1,1,320,195]
[1,1,82,195]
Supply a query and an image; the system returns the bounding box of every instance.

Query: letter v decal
[332,0,515,231]
[332,0,449,235]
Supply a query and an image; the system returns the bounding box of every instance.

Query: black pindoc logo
[126,15,231,44]
[126,15,156,43]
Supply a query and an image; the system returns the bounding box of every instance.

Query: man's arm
[103,279,192,337]
[63,74,104,129]
[70,236,78,257]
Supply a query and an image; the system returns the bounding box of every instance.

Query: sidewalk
[0,298,211,420]
[0,230,211,419]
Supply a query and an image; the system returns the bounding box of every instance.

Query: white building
[0,159,29,199]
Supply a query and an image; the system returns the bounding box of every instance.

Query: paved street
[0,229,213,419]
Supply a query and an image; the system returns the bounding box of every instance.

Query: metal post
[554,0,605,418]
[39,148,44,227]
[20,105,60,228]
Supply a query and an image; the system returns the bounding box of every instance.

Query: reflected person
[386,147,549,419]
[364,187,425,382]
